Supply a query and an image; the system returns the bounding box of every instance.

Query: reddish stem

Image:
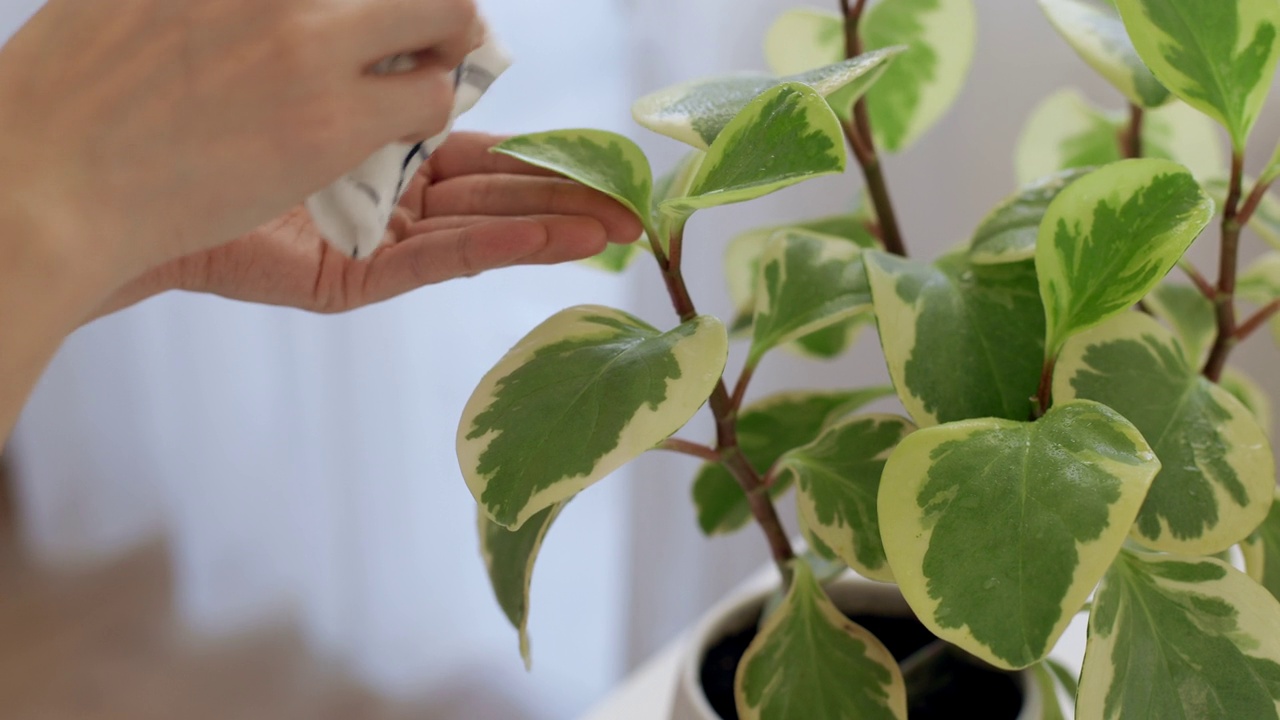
[1203,153,1246,382]
[657,439,721,464]
[1234,300,1280,342]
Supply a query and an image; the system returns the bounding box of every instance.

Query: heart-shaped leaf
[865,251,1045,427]
[693,387,893,535]
[1039,0,1172,107]
[969,168,1093,265]
[1037,158,1213,357]
[459,306,727,529]
[1115,0,1280,149]
[493,130,653,226]
[659,83,847,218]
[748,230,873,365]
[735,560,908,720]
[633,50,900,150]
[1016,90,1223,185]
[780,414,915,582]
[478,503,565,667]
[879,400,1160,670]
[1079,550,1280,719]
[764,1,977,152]
[1054,312,1275,555]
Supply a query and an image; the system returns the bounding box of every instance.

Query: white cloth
[306,35,512,259]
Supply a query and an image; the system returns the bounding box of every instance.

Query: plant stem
[1239,177,1275,226]
[1203,153,1246,382]
[1119,104,1144,159]
[730,360,758,414]
[652,229,797,582]
[1034,357,1055,419]
[839,0,908,257]
[1179,261,1217,299]
[1235,300,1280,341]
[657,438,721,463]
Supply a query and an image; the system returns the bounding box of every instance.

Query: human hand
[91,133,643,318]
[0,0,483,293]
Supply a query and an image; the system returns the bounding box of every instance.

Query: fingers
[360,216,608,302]
[424,175,644,244]
[357,66,457,142]
[338,0,480,68]
[427,133,562,180]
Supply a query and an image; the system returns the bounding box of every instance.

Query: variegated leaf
[693,388,893,535]
[780,414,914,582]
[735,561,907,720]
[580,243,642,273]
[1116,0,1280,149]
[1079,550,1280,719]
[764,1,977,152]
[633,50,900,150]
[1037,158,1213,357]
[879,400,1159,670]
[1029,662,1073,720]
[1054,313,1275,555]
[1243,488,1280,601]
[493,131,653,225]
[969,168,1092,265]
[1222,367,1274,438]
[659,83,847,217]
[1016,89,1223,185]
[749,230,873,365]
[726,213,877,358]
[1039,0,1172,107]
[1143,281,1215,366]
[478,503,564,667]
[459,306,727,529]
[865,251,1045,427]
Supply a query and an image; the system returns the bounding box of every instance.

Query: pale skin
[0,0,641,442]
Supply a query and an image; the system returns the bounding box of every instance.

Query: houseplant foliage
[457,0,1280,717]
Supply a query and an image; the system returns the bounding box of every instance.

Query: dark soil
[700,608,1024,719]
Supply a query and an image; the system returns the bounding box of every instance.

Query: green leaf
[633,50,900,150]
[865,251,1045,427]
[1015,89,1224,185]
[659,83,847,217]
[1115,0,1280,149]
[580,243,642,273]
[763,1,976,151]
[1222,367,1274,438]
[1037,158,1213,357]
[1143,281,1216,366]
[878,400,1160,670]
[1047,658,1080,698]
[478,503,564,668]
[725,213,878,359]
[1241,252,1280,303]
[735,560,908,720]
[1079,550,1280,719]
[493,130,653,225]
[692,388,892,535]
[1039,0,1172,107]
[1054,312,1276,555]
[861,0,978,152]
[748,230,873,365]
[1029,662,1071,720]
[780,414,915,582]
[1242,488,1280,601]
[459,306,728,529]
[969,168,1093,265]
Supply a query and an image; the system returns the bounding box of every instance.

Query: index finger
[427,132,562,180]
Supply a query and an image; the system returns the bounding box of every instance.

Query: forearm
[0,204,113,442]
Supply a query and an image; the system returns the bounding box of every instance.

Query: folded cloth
[306,33,512,259]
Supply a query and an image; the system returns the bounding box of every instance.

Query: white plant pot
[668,573,1042,720]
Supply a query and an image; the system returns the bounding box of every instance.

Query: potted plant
[458,0,1280,717]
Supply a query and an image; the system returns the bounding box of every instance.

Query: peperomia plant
[458,0,1280,718]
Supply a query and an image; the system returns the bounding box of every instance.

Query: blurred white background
[3,1,1278,718]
